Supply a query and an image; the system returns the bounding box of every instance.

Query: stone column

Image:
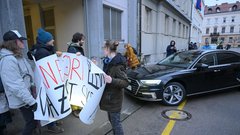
[0,0,28,55]
[84,0,104,60]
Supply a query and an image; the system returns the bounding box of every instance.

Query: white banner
[34,53,106,125]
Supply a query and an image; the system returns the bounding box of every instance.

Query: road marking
[161,100,187,135]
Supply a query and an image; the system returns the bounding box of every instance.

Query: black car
[125,50,240,106]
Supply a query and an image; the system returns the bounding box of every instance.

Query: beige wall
[24,0,84,52]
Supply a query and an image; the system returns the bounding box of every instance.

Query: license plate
[126,85,132,91]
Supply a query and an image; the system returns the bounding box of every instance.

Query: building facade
[190,0,205,44]
[0,0,137,63]
[0,0,195,65]
[202,1,240,47]
[139,0,192,63]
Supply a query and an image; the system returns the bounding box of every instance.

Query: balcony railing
[210,32,220,36]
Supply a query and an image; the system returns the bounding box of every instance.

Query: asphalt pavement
[8,88,240,135]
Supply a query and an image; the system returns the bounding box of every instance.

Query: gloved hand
[30,103,38,112]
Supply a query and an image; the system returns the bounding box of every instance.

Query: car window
[159,51,201,68]
[197,54,216,66]
[217,53,240,65]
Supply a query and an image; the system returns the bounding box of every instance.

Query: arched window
[208,8,212,12]
[216,7,221,12]
[232,5,237,11]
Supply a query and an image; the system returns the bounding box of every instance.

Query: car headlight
[140,80,161,86]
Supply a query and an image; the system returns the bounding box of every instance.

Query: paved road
[8,88,240,135]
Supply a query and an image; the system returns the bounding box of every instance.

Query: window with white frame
[213,27,217,33]
[206,28,209,34]
[183,24,185,38]
[165,15,169,35]
[103,6,122,40]
[172,19,176,36]
[178,22,181,37]
[145,7,152,32]
[229,37,233,43]
[230,26,234,33]
[221,27,225,33]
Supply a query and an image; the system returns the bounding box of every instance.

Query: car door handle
[214,69,221,72]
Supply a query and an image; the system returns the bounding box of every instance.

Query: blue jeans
[108,112,124,135]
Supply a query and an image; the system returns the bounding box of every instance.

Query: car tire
[161,82,186,106]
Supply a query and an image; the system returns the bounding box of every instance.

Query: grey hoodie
[0,49,36,109]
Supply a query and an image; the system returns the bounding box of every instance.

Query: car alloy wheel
[162,82,186,106]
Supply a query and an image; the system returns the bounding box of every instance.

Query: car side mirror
[195,63,209,71]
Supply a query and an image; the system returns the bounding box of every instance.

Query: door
[186,53,218,94]
[216,53,240,88]
[24,15,34,49]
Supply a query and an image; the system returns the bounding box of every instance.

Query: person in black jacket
[100,40,129,135]
[27,28,64,134]
[27,28,61,61]
[166,40,177,57]
[67,32,85,56]
[67,32,85,118]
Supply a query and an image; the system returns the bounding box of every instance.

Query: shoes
[56,120,63,126]
[47,125,64,134]
[72,110,80,118]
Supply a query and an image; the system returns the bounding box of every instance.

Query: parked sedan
[125,50,240,106]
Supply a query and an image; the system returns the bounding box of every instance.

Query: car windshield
[158,51,201,68]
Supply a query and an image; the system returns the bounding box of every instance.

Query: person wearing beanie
[27,28,57,61]
[27,28,64,134]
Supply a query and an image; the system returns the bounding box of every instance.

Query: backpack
[132,47,138,55]
[0,54,13,93]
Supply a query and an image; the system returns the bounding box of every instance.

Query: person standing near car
[0,30,37,135]
[66,32,85,117]
[100,40,129,135]
[28,28,64,134]
[124,43,140,69]
[166,40,177,57]
[201,41,211,50]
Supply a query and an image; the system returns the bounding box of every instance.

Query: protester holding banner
[0,30,37,135]
[67,32,85,56]
[67,32,85,118]
[100,40,129,135]
[27,28,64,134]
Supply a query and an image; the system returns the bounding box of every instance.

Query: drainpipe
[189,0,193,45]
[137,0,142,55]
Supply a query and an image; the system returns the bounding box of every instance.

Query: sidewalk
[7,94,142,135]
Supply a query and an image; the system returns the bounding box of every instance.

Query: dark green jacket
[100,53,129,112]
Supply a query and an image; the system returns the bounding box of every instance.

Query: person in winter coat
[67,32,85,56]
[0,30,37,135]
[28,28,64,134]
[166,40,177,57]
[100,40,129,135]
[66,32,85,118]
[124,43,140,69]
